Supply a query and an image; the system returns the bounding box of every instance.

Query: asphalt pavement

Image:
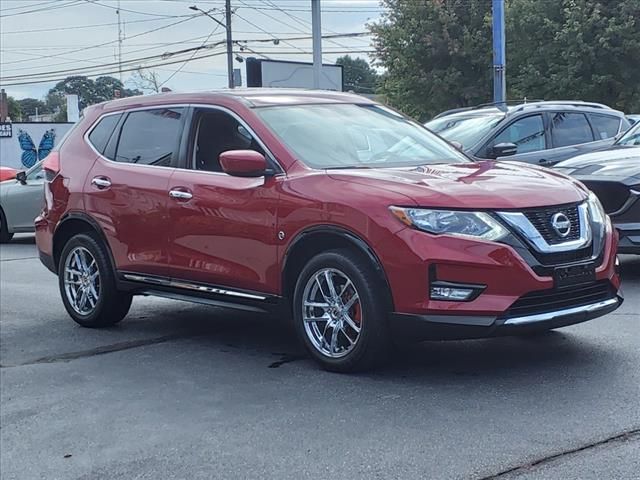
[1,235,638,480]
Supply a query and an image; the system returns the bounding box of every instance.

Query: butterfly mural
[17,129,56,168]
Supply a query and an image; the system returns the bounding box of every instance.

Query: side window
[27,163,44,181]
[491,114,546,154]
[87,114,121,154]
[588,114,620,140]
[115,108,184,166]
[192,109,264,172]
[551,113,594,147]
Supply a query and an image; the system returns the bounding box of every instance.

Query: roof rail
[432,99,545,119]
[511,100,611,114]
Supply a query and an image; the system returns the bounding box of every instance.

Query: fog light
[430,286,475,301]
[429,281,485,301]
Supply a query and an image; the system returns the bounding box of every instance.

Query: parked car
[36,90,622,372]
[626,114,640,126]
[0,161,44,243]
[555,121,640,254]
[0,166,18,182]
[425,101,630,166]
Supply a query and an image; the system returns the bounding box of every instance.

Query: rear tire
[292,249,391,372]
[58,233,132,328]
[0,208,14,243]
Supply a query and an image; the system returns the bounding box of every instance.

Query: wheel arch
[52,212,116,274]
[281,225,394,309]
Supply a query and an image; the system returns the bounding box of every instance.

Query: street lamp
[190,3,234,89]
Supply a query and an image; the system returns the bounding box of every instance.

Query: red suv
[36,90,623,372]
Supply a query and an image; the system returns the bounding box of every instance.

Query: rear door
[1,163,45,231]
[166,106,281,295]
[84,106,186,277]
[543,111,609,164]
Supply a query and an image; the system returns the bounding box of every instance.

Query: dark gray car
[426,101,630,167]
[554,121,640,254]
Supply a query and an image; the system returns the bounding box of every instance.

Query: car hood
[553,147,640,179]
[327,161,587,209]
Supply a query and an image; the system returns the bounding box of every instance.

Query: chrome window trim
[503,297,619,326]
[83,103,285,176]
[123,274,267,301]
[497,202,592,253]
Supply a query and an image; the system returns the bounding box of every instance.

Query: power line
[0,16,191,35]
[159,23,222,87]
[0,12,203,67]
[1,50,228,87]
[0,0,85,18]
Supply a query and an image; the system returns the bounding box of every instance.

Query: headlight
[586,192,606,225]
[390,207,509,241]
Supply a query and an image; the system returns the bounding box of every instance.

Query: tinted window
[115,108,183,166]
[588,114,620,140]
[88,114,121,154]
[551,113,594,147]
[192,110,264,172]
[491,114,546,154]
[617,122,640,146]
[426,113,504,150]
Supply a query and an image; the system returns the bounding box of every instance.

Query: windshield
[426,113,505,149]
[255,104,469,169]
[616,122,640,146]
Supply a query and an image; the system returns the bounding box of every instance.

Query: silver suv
[426,101,631,166]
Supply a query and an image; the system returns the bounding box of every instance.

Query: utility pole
[190,4,234,89]
[492,0,506,105]
[311,0,322,89]
[117,0,124,82]
[225,0,234,89]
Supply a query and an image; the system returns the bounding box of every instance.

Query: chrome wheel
[302,268,363,358]
[63,246,100,315]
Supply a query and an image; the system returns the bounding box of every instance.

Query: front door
[166,107,280,295]
[84,106,186,277]
[2,162,45,231]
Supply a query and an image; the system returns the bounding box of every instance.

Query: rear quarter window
[87,114,122,154]
[551,112,594,147]
[114,108,184,166]
[588,114,620,140]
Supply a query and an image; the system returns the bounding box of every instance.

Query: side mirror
[450,140,464,151]
[219,150,268,178]
[489,142,518,159]
[15,171,27,185]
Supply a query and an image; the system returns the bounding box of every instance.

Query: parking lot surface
[1,235,639,480]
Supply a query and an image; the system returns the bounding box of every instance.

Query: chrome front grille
[498,202,591,254]
[523,205,581,245]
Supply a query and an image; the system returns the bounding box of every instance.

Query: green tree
[336,55,380,94]
[17,98,49,118]
[371,0,640,119]
[7,96,21,121]
[48,75,141,110]
[507,0,640,111]
[370,0,493,120]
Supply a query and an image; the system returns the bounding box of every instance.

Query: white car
[0,162,44,243]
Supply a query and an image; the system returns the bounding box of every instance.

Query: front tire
[0,208,13,243]
[58,233,132,327]
[293,249,391,372]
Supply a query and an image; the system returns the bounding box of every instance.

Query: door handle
[169,189,193,200]
[91,176,111,189]
[538,158,549,164]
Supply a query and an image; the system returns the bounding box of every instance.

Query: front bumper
[390,293,623,340]
[616,222,640,254]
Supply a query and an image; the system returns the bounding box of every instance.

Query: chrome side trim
[503,297,619,326]
[122,274,267,301]
[497,202,592,253]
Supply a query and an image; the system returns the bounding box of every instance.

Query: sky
[0,0,384,100]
